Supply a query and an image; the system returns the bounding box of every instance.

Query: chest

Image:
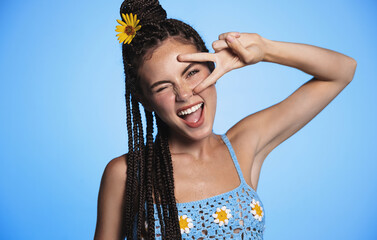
[153,183,266,239]
[172,148,245,203]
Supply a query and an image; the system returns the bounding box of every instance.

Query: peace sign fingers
[178,52,224,93]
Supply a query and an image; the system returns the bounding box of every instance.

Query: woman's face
[138,37,217,141]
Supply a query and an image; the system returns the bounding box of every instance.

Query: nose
[175,82,193,102]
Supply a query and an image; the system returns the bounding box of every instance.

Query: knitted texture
[152,134,266,239]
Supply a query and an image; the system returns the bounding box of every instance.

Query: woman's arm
[178,33,357,189]
[94,155,127,240]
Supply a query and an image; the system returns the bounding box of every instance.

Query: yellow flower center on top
[179,217,189,229]
[217,209,228,221]
[125,26,135,35]
[253,204,263,216]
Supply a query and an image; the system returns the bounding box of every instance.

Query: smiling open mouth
[177,102,204,127]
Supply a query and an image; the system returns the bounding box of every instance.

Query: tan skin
[94,33,357,239]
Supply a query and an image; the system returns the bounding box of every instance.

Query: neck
[167,130,220,161]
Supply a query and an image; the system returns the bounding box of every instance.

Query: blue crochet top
[152,134,266,239]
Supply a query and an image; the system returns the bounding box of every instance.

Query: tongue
[182,107,202,123]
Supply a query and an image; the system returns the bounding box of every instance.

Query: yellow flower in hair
[115,13,141,44]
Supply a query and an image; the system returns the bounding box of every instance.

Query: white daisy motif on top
[212,206,232,226]
[250,198,264,221]
[179,215,194,234]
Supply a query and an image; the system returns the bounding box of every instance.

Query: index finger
[194,67,224,93]
[177,52,216,63]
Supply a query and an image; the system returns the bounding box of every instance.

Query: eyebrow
[149,63,197,90]
[181,63,196,77]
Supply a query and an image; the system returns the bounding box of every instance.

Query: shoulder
[225,116,260,159]
[102,154,128,184]
[98,154,128,201]
[94,154,128,239]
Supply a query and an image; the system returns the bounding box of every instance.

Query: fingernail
[226,35,234,43]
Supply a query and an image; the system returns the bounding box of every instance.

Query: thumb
[225,35,250,63]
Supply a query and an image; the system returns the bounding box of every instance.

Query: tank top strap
[220,133,247,185]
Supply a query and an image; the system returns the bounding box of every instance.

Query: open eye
[187,69,199,78]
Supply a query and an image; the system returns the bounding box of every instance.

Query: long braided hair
[119,0,214,239]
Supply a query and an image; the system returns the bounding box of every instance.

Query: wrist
[261,37,278,63]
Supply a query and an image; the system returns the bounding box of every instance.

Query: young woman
[94,0,357,239]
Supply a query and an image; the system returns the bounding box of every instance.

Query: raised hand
[178,32,268,93]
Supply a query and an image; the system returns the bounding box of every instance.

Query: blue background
[0,0,376,239]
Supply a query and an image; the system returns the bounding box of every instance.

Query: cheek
[203,84,217,98]
[198,85,217,109]
[204,86,217,109]
[152,92,176,113]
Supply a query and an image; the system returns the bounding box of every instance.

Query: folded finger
[218,32,240,40]
[225,35,250,62]
[212,40,228,52]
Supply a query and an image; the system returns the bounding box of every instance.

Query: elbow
[341,56,357,83]
[347,57,357,82]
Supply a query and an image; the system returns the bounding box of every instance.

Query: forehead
[138,38,199,83]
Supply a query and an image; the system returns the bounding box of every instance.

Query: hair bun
[120,0,167,24]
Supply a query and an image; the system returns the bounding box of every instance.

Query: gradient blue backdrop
[0,0,376,239]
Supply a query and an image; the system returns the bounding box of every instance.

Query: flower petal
[126,36,133,44]
[115,25,126,32]
[119,34,128,43]
[129,13,134,25]
[116,19,126,26]
[125,13,131,25]
[134,14,137,25]
[124,35,131,44]
[131,13,134,24]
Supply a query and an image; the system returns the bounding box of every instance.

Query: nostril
[176,88,193,101]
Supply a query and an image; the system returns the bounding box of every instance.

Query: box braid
[119,0,214,239]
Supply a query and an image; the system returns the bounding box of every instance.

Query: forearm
[262,38,357,83]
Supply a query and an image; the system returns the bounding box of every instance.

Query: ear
[134,92,154,112]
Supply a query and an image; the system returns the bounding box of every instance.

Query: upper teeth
[177,103,203,116]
